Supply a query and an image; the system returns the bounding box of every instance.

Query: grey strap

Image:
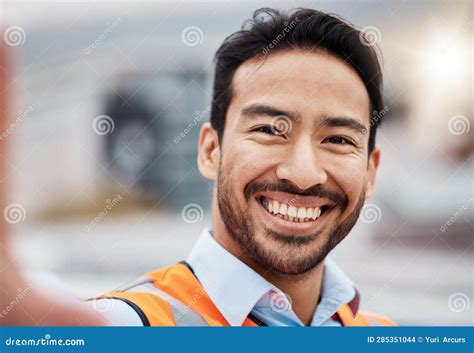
[115,277,208,326]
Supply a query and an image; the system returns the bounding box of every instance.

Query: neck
[265,262,325,326]
[213,217,325,326]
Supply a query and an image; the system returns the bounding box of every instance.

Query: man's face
[200,49,379,276]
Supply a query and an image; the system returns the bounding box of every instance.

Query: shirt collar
[186,228,359,326]
[248,257,358,326]
[186,228,274,326]
[310,257,357,326]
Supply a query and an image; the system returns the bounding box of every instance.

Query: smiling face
[198,49,380,276]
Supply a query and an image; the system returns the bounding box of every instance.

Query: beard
[217,165,366,277]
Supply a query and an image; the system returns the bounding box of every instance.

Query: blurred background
[1,0,472,325]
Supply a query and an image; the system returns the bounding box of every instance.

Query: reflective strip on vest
[363,315,385,326]
[115,277,209,326]
[360,311,397,326]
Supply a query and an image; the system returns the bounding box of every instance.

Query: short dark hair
[210,7,384,153]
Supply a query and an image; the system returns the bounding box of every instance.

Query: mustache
[244,181,348,208]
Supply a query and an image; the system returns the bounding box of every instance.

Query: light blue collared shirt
[186,228,359,326]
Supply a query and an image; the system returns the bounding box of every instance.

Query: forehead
[229,50,371,125]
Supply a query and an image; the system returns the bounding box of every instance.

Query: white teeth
[287,205,297,217]
[279,203,288,216]
[296,207,306,219]
[312,207,321,220]
[272,200,280,214]
[262,197,324,222]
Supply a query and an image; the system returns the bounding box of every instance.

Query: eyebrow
[319,117,367,135]
[240,103,300,122]
[240,103,367,135]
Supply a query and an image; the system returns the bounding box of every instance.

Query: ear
[197,122,220,181]
[365,147,381,200]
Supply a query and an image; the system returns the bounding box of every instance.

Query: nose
[275,136,328,190]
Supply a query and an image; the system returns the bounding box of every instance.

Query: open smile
[254,192,335,234]
[258,195,331,223]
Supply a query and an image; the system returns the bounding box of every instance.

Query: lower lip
[256,198,328,235]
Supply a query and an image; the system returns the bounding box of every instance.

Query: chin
[250,230,329,276]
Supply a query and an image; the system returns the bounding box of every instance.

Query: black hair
[210,7,384,153]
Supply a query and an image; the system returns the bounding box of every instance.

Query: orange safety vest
[96,262,397,326]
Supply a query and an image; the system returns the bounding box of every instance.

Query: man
[1,7,395,326]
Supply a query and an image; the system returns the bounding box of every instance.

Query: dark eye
[252,125,283,136]
[325,136,355,145]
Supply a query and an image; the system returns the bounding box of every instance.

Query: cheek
[227,136,279,171]
[326,157,367,204]
[221,140,277,202]
[221,140,272,200]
